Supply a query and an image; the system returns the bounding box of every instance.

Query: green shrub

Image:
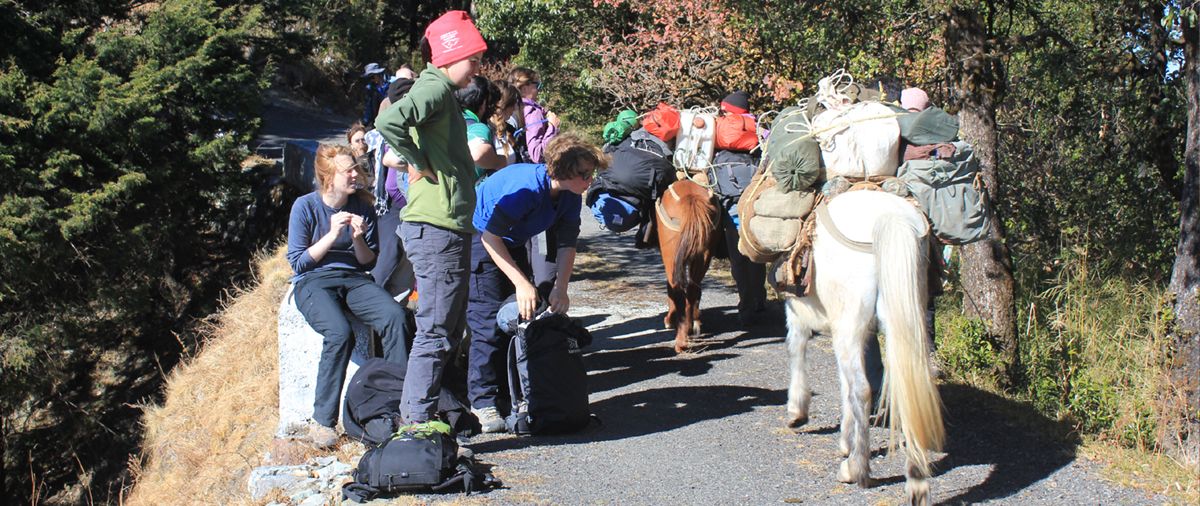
[939,257,1174,450]
[0,1,267,501]
[936,311,999,380]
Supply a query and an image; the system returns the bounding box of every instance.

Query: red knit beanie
[425,11,488,68]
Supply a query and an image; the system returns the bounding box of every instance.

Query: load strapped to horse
[737,70,993,295]
[752,70,995,506]
[586,99,763,352]
[587,101,763,241]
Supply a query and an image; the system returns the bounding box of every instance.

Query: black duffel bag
[709,150,759,211]
[596,128,675,208]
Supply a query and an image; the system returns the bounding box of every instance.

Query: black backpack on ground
[343,358,479,446]
[505,311,594,435]
[342,422,501,502]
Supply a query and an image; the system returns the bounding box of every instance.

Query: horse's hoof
[838,438,850,458]
[690,320,701,336]
[837,460,872,487]
[674,341,689,354]
[786,415,809,430]
[663,316,672,329]
[836,460,855,483]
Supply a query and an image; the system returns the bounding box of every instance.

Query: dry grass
[125,246,292,506]
[1082,442,1200,505]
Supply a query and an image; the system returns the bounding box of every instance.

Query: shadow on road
[929,383,1079,504]
[467,385,786,454]
[587,345,738,394]
[573,234,664,287]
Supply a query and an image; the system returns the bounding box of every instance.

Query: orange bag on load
[642,102,681,142]
[714,113,759,152]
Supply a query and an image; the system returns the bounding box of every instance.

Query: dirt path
[451,209,1165,505]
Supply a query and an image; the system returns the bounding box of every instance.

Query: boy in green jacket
[373,10,486,424]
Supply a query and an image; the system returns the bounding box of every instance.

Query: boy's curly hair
[543,133,609,181]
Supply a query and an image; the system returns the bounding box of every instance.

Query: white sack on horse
[811,102,902,179]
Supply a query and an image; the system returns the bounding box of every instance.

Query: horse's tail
[672,193,717,288]
[874,214,944,478]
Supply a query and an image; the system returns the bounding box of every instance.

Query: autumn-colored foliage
[587,0,767,108]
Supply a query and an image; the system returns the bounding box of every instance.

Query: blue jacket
[473,164,581,249]
[363,81,388,127]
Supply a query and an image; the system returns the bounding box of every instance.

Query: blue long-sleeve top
[287,192,379,282]
[472,164,581,249]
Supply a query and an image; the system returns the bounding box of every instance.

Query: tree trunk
[1165,7,1200,468]
[946,4,1020,386]
[1,417,6,501]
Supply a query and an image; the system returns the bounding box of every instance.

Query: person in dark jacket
[361,62,388,127]
[716,90,768,326]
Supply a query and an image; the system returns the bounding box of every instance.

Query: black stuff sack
[596,128,676,209]
[708,150,759,212]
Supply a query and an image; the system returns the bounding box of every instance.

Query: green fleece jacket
[374,67,477,232]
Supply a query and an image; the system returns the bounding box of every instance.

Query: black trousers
[294,269,410,426]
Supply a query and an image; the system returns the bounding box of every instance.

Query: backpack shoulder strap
[429,456,502,494]
[342,481,380,503]
[506,334,525,411]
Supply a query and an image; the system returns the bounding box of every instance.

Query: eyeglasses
[530,81,542,91]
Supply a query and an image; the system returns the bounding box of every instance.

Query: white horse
[783,190,944,505]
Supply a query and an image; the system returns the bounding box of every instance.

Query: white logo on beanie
[440,31,461,51]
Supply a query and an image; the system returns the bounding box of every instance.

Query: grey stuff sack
[897,141,992,244]
[896,106,960,146]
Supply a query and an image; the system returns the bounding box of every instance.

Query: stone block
[277,284,371,437]
[283,140,319,192]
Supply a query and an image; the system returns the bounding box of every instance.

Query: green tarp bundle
[897,106,959,146]
[765,106,822,192]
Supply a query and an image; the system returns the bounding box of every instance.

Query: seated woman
[286,144,410,447]
[465,133,607,432]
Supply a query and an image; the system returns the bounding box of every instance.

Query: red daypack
[642,103,681,142]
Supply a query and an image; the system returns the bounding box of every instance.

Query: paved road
[255,90,353,160]
[453,207,1164,505]
[254,97,1163,504]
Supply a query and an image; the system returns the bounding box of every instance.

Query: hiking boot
[472,406,506,433]
[306,420,338,448]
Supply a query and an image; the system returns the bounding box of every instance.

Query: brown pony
[655,179,719,353]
